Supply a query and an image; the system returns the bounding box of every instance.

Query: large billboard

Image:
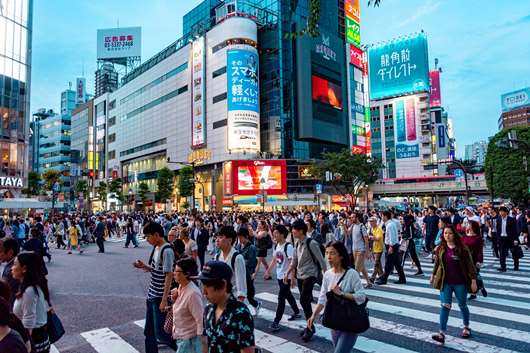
[394,97,420,160]
[97,27,141,60]
[429,70,441,107]
[191,37,206,148]
[501,87,530,112]
[231,160,287,196]
[368,33,430,100]
[227,49,260,152]
[312,75,343,109]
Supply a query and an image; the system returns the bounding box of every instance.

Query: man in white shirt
[375,211,406,285]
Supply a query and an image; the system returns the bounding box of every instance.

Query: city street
[47,239,530,353]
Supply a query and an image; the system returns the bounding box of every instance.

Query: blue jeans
[331,329,358,353]
[439,283,469,332]
[145,298,176,353]
[176,336,202,353]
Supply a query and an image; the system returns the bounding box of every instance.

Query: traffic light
[88,170,95,178]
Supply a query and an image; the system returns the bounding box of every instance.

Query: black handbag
[511,246,524,259]
[47,310,65,344]
[321,269,370,333]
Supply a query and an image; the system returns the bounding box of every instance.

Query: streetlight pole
[438,159,471,204]
[260,177,266,212]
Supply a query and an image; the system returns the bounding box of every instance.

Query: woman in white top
[307,241,366,353]
[11,252,51,353]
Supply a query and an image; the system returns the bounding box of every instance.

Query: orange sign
[345,0,360,23]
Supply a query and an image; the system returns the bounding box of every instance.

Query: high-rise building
[95,63,118,98]
[499,87,530,129]
[464,140,487,166]
[61,85,76,115]
[0,0,33,188]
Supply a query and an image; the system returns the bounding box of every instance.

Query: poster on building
[394,97,420,160]
[406,98,417,141]
[97,27,141,60]
[346,18,361,47]
[429,70,442,107]
[368,33,430,100]
[438,125,446,148]
[191,37,206,148]
[345,0,360,23]
[227,49,260,152]
[76,78,86,105]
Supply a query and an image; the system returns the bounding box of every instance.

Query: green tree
[177,166,194,197]
[156,167,175,204]
[42,170,62,191]
[22,171,41,197]
[311,149,382,209]
[74,179,89,195]
[109,178,125,209]
[138,182,150,210]
[96,181,108,210]
[485,127,530,206]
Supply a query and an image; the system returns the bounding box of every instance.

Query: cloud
[397,0,441,28]
[502,14,530,27]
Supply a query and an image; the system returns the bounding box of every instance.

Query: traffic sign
[454,169,464,178]
[315,184,322,194]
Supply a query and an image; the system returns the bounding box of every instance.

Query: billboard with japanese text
[429,70,442,107]
[346,17,361,47]
[345,0,360,23]
[231,160,287,196]
[227,48,260,151]
[97,27,141,60]
[501,87,530,112]
[76,78,86,105]
[191,37,206,148]
[394,97,420,160]
[368,33,429,100]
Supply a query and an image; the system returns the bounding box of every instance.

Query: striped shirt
[147,244,175,300]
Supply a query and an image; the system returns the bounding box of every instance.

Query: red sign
[406,98,417,141]
[232,160,287,196]
[345,0,360,23]
[429,70,442,107]
[349,45,364,69]
[112,170,118,180]
[222,197,233,206]
[351,145,366,154]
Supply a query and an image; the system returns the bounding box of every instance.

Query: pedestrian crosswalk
[50,252,530,353]
[105,236,147,244]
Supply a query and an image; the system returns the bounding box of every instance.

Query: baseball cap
[198,261,233,283]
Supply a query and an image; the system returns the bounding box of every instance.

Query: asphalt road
[47,238,530,353]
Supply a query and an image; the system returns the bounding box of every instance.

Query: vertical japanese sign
[349,45,364,68]
[368,33,430,100]
[438,125,446,148]
[429,70,442,107]
[191,37,206,148]
[227,48,260,152]
[223,161,233,195]
[346,18,361,47]
[345,0,360,23]
[76,78,86,105]
[406,98,417,141]
[395,100,406,142]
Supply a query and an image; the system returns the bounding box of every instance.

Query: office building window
[212,66,227,78]
[212,92,227,104]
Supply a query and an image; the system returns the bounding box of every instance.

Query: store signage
[429,70,442,107]
[501,87,530,112]
[350,45,364,68]
[298,166,314,179]
[351,145,365,154]
[188,149,211,164]
[315,34,337,61]
[368,33,430,100]
[0,177,23,188]
[346,17,361,47]
[96,27,141,60]
[227,49,260,151]
[191,37,206,148]
[223,161,233,195]
[345,0,360,23]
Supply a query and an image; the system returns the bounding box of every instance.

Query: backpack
[148,243,178,290]
[216,250,248,278]
[304,238,325,285]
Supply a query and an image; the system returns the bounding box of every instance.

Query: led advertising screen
[227,49,260,151]
[312,75,343,110]
[97,27,141,60]
[429,70,442,107]
[368,33,430,100]
[501,87,530,112]
[191,37,206,148]
[232,160,287,196]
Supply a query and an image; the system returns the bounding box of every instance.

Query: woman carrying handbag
[307,241,367,353]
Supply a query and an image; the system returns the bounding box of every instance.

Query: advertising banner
[223,161,233,195]
[396,144,419,159]
[368,33,430,100]
[438,125,446,148]
[232,160,287,196]
[345,0,360,23]
[349,45,364,69]
[395,100,406,142]
[406,98,417,141]
[191,37,206,148]
[501,87,530,112]
[227,49,260,151]
[97,27,141,60]
[76,78,86,105]
[429,70,441,107]
[346,17,361,47]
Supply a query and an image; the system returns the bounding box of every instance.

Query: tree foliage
[485,127,530,206]
[177,166,194,198]
[42,170,62,191]
[23,171,41,197]
[109,178,125,204]
[74,179,89,194]
[96,181,108,208]
[311,149,382,208]
[156,167,174,203]
[138,182,150,210]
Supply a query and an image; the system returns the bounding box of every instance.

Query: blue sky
[31,0,530,155]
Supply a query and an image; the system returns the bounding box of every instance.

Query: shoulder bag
[321,269,370,334]
[47,308,65,344]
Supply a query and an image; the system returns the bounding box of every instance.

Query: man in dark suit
[447,208,462,226]
[190,218,209,269]
[496,206,519,271]
[94,216,106,253]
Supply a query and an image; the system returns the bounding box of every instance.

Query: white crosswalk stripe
[49,248,530,353]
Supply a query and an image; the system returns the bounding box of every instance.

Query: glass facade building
[0,0,33,178]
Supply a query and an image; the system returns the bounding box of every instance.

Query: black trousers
[297,276,317,322]
[490,232,499,257]
[274,279,300,323]
[425,233,436,252]
[197,247,207,269]
[246,271,259,308]
[499,237,519,270]
[402,239,422,272]
[381,244,406,282]
[96,236,105,253]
